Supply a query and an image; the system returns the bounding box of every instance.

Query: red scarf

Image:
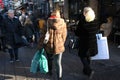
[49,15,57,19]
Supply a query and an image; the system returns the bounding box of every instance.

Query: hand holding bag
[39,48,49,73]
[30,48,49,74]
[30,50,41,73]
[91,34,109,60]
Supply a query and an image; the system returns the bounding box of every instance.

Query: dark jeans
[8,48,19,60]
[47,53,63,79]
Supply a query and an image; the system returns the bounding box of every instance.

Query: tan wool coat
[38,17,67,54]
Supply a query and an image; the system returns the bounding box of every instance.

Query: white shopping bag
[43,31,50,44]
[91,34,109,60]
[43,21,50,44]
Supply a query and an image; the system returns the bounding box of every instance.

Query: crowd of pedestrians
[0,5,119,80]
[0,8,41,62]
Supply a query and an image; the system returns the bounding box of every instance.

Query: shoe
[59,77,62,80]
[83,68,94,79]
[89,70,94,79]
[9,59,14,63]
[117,45,120,48]
[15,59,20,62]
[47,71,52,76]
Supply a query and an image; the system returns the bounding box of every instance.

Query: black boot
[47,70,52,76]
[59,77,62,80]
[9,49,14,63]
[83,68,94,79]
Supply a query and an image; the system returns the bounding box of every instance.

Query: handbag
[14,33,28,47]
[43,31,50,44]
[30,48,49,73]
[39,48,49,73]
[43,21,50,44]
[91,34,109,60]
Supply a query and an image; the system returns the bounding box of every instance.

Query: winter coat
[100,22,112,37]
[0,14,3,38]
[38,17,67,54]
[2,16,23,48]
[75,15,99,57]
[24,24,35,38]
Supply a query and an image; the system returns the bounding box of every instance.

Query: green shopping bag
[39,48,49,73]
[30,48,49,74]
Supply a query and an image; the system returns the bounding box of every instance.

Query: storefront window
[69,0,82,21]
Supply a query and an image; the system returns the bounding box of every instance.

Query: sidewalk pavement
[0,38,120,80]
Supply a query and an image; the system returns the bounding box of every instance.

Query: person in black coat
[0,13,3,50]
[75,7,99,79]
[24,17,35,44]
[2,9,24,63]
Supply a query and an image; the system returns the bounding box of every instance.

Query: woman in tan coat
[38,10,67,80]
[100,16,113,37]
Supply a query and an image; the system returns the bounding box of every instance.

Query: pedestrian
[100,16,113,37]
[75,7,99,79]
[2,9,24,63]
[19,8,28,26]
[38,9,67,80]
[24,17,35,47]
[0,12,4,51]
[38,17,46,32]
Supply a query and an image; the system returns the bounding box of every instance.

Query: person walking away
[38,17,46,32]
[75,7,99,79]
[100,16,113,37]
[2,9,24,63]
[19,8,28,26]
[24,17,35,47]
[0,12,5,51]
[38,10,67,80]
[38,17,46,39]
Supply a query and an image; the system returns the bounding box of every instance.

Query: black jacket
[2,16,23,48]
[75,15,99,57]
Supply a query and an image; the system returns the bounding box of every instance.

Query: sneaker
[117,45,120,48]
[59,77,62,80]
[89,70,95,79]
[9,60,14,63]
[15,59,20,62]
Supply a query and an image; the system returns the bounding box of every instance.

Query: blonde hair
[24,18,33,25]
[83,7,95,22]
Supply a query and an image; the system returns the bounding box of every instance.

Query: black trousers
[47,53,63,79]
[78,50,92,76]
[8,48,18,60]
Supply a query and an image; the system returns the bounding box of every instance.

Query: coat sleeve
[16,19,24,36]
[37,24,47,49]
[62,22,67,43]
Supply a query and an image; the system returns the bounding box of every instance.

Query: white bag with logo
[91,34,109,60]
